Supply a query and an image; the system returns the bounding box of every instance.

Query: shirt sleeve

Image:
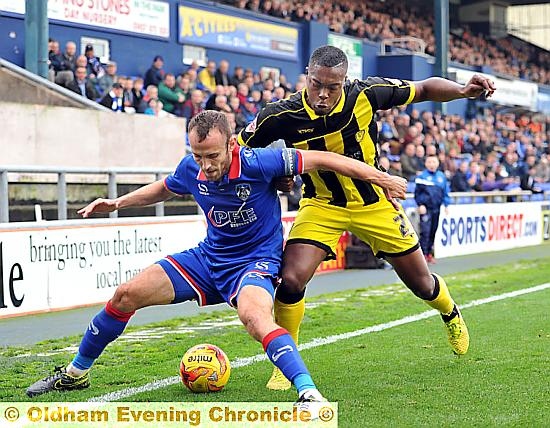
[364,76,416,111]
[163,156,191,195]
[255,148,304,180]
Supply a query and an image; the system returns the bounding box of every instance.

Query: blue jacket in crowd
[414,169,451,210]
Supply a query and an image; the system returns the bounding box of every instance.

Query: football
[179,343,231,393]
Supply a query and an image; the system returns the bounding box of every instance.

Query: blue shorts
[156,247,280,308]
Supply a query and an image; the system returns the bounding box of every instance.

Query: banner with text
[178,4,298,60]
[0,214,345,318]
[327,33,363,81]
[0,0,170,38]
[448,66,538,111]
[434,202,542,258]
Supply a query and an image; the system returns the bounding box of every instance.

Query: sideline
[88,282,550,402]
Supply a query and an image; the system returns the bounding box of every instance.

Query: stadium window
[182,45,207,67]
[260,66,280,86]
[80,37,110,63]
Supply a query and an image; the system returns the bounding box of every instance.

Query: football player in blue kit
[27,111,406,404]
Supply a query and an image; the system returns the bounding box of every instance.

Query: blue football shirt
[164,145,304,266]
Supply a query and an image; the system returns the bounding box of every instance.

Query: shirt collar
[196,145,242,182]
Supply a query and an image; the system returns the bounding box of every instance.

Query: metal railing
[0,166,173,223]
[380,37,427,55]
[1,165,548,223]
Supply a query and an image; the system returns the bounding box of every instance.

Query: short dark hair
[188,110,231,145]
[308,45,348,70]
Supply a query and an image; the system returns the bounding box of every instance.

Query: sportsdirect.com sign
[434,202,543,258]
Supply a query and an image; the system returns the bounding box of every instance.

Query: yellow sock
[425,273,454,316]
[274,298,305,344]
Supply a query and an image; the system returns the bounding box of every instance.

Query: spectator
[400,143,419,180]
[466,161,483,191]
[387,155,406,178]
[415,155,451,263]
[229,96,241,113]
[144,99,169,117]
[450,161,471,192]
[99,82,125,112]
[198,60,217,93]
[235,96,257,133]
[215,60,230,86]
[230,66,245,87]
[144,55,165,88]
[535,154,550,183]
[236,83,250,106]
[181,89,205,127]
[131,78,145,111]
[481,170,508,191]
[176,75,192,102]
[223,110,237,134]
[54,41,78,86]
[272,86,286,101]
[184,68,203,91]
[122,77,136,113]
[48,39,61,82]
[66,66,99,100]
[97,62,118,96]
[205,86,227,111]
[84,44,104,79]
[213,95,232,113]
[520,165,543,194]
[158,74,185,114]
[137,85,158,114]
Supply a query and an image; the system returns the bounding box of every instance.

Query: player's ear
[228,135,237,150]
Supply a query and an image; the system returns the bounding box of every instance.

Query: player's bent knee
[408,273,435,300]
[280,269,308,294]
[111,283,138,312]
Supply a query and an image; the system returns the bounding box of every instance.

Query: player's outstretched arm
[412,75,496,103]
[299,150,407,199]
[78,180,175,218]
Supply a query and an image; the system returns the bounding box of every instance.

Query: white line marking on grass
[88,282,550,402]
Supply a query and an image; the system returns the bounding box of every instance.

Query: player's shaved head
[188,110,231,145]
[308,45,348,71]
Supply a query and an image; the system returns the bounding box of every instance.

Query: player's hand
[275,176,294,192]
[463,74,496,99]
[78,198,118,218]
[383,175,407,199]
[418,205,427,215]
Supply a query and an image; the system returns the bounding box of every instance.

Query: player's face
[305,65,346,115]
[190,129,234,182]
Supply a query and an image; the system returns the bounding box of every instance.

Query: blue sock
[263,328,316,395]
[72,301,134,370]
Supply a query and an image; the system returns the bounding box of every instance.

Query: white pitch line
[88,282,550,403]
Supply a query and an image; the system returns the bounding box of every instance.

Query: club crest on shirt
[245,117,257,133]
[355,130,365,142]
[235,183,251,201]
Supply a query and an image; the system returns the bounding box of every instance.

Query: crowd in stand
[228,0,550,85]
[47,34,549,197]
[377,107,549,194]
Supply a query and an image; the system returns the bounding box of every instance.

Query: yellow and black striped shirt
[237,77,415,208]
